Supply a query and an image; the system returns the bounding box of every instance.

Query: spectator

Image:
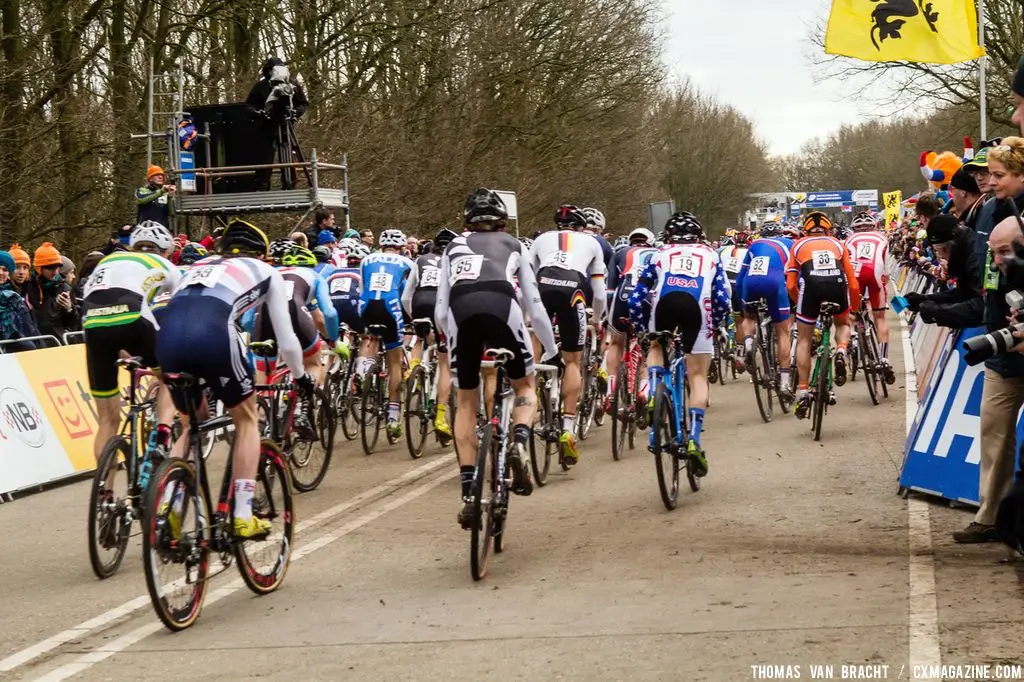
[0,249,40,351]
[406,235,420,258]
[305,210,335,245]
[289,231,308,248]
[949,168,984,230]
[904,214,983,328]
[60,256,76,287]
[914,192,940,229]
[135,166,175,226]
[24,242,78,341]
[8,243,30,295]
[75,251,105,305]
[360,229,375,247]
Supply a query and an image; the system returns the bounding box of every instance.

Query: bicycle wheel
[751,339,773,424]
[290,390,334,492]
[492,437,508,555]
[849,329,860,382]
[651,383,679,511]
[529,383,552,486]
[812,353,828,441]
[866,321,889,399]
[88,436,134,579]
[861,323,881,406]
[338,369,359,440]
[470,422,494,581]
[360,371,382,455]
[142,457,210,631]
[708,336,721,384]
[611,364,629,461]
[405,365,428,458]
[235,440,294,595]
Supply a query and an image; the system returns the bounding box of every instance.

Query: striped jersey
[530,230,606,279]
[171,255,282,319]
[844,231,889,278]
[81,251,180,329]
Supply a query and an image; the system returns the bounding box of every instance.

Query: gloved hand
[919,301,938,324]
[541,351,565,377]
[296,372,315,397]
[904,291,926,312]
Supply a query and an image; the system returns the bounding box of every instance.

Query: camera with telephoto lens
[963,241,1024,366]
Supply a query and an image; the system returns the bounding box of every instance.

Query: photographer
[904,214,983,328]
[245,57,308,189]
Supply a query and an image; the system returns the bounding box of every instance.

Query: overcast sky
[661,0,886,156]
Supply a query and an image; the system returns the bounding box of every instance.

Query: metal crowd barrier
[0,335,61,353]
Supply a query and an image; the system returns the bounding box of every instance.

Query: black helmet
[435,228,459,250]
[663,211,704,242]
[313,245,332,264]
[464,188,508,226]
[219,219,270,258]
[419,240,435,255]
[760,221,783,237]
[268,238,295,265]
[554,204,587,229]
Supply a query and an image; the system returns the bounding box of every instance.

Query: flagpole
[979,0,987,140]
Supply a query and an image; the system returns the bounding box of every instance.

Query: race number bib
[420,266,440,288]
[369,271,393,292]
[749,256,770,277]
[724,257,742,274]
[330,277,352,294]
[811,250,836,271]
[668,253,702,278]
[83,268,110,296]
[856,242,876,261]
[282,280,295,300]
[543,251,571,268]
[450,255,483,284]
[183,263,226,288]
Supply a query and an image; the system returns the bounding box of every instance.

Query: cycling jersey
[250,267,337,364]
[736,237,793,324]
[717,244,749,312]
[402,253,442,328]
[156,256,304,408]
[327,267,362,333]
[845,231,890,310]
[610,246,657,333]
[359,251,413,350]
[586,232,616,288]
[786,235,860,324]
[81,251,181,398]
[629,243,731,354]
[436,231,556,390]
[314,261,338,279]
[530,230,607,351]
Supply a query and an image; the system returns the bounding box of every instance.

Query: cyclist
[787,212,861,419]
[628,212,730,475]
[83,221,181,463]
[402,227,457,438]
[313,245,339,278]
[177,242,208,269]
[155,219,314,538]
[530,204,607,465]
[356,228,414,439]
[327,243,367,357]
[604,227,658,409]
[435,189,557,527]
[735,220,795,396]
[845,212,896,384]
[718,230,751,370]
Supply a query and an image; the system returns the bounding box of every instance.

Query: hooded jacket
[23,273,78,340]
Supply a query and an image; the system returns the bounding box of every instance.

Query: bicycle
[748,301,794,423]
[405,318,452,458]
[808,302,841,441]
[611,318,646,461]
[647,330,702,511]
[142,373,294,631]
[326,326,361,441]
[468,348,516,581]
[360,324,401,455]
[711,319,737,384]
[88,357,160,579]
[852,294,889,406]
[251,341,334,493]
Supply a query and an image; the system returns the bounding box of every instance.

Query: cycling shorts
[854,263,887,311]
[361,297,403,351]
[332,298,364,334]
[740,276,791,324]
[795,277,850,325]
[252,296,322,370]
[84,318,157,398]
[155,296,253,410]
[727,276,742,313]
[448,290,533,390]
[537,266,587,353]
[650,291,710,355]
[411,289,438,330]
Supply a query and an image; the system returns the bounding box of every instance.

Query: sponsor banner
[802,190,879,209]
[883,190,902,228]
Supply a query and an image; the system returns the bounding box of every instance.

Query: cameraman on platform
[246,57,308,189]
[904,214,983,329]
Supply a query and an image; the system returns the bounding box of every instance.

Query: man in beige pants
[956,215,1024,542]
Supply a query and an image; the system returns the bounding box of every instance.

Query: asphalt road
[2,315,1024,682]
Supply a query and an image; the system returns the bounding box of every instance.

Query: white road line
[899,314,942,680]
[0,455,450,675]
[33,468,457,682]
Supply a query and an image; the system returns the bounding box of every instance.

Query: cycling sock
[879,341,889,359]
[837,344,848,354]
[388,401,400,421]
[436,403,448,421]
[513,424,530,448]
[233,479,256,521]
[744,336,754,353]
[460,465,475,498]
[155,423,172,449]
[562,414,575,433]
[780,367,791,382]
[688,408,705,444]
[607,375,616,396]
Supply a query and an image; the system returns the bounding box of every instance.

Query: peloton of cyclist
[845,212,897,385]
[530,205,608,465]
[787,211,861,419]
[326,242,368,360]
[735,220,795,396]
[718,230,751,370]
[628,212,731,475]
[435,188,558,528]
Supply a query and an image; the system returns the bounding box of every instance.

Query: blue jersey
[314,262,338,279]
[735,237,792,291]
[359,252,413,306]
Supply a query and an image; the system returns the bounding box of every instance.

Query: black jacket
[985,191,1024,377]
[23,276,78,341]
[245,79,308,119]
[918,225,984,328]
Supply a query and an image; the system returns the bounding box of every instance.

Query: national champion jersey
[82,251,180,329]
[359,252,413,303]
[327,268,361,306]
[717,245,749,282]
[170,255,282,320]
[845,231,889,278]
[530,230,606,279]
[629,243,731,330]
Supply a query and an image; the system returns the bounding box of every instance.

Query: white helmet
[346,242,371,262]
[338,237,360,254]
[628,227,654,246]
[130,221,173,251]
[582,207,606,231]
[379,228,406,249]
[851,212,877,231]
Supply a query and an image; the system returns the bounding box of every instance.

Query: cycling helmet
[346,242,371,263]
[178,242,208,265]
[582,207,606,231]
[464,188,508,225]
[343,228,360,240]
[851,212,877,231]
[338,237,360,254]
[379,228,406,249]
[313,245,332,264]
[435,228,459,250]
[419,240,435,255]
[267,238,295,265]
[735,231,751,246]
[802,211,832,234]
[628,227,655,246]
[663,211,704,242]
[130,220,174,251]
[282,244,317,268]
[220,219,270,257]
[614,236,629,249]
[554,204,587,229]
[759,221,783,237]
[520,237,534,251]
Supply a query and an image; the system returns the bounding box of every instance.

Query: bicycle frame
[809,316,834,393]
[649,334,688,448]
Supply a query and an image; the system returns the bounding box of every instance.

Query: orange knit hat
[33,242,62,268]
[8,243,30,268]
[147,165,165,181]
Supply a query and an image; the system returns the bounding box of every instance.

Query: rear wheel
[470,423,494,581]
[360,370,382,455]
[751,339,773,424]
[88,436,134,579]
[235,440,294,595]
[652,383,679,511]
[812,353,828,441]
[290,389,333,492]
[529,382,553,487]
[404,366,428,458]
[611,364,629,461]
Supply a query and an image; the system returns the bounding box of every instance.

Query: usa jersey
[628,243,731,330]
[327,268,361,307]
[359,252,413,304]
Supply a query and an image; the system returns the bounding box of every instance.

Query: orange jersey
[785,235,860,310]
